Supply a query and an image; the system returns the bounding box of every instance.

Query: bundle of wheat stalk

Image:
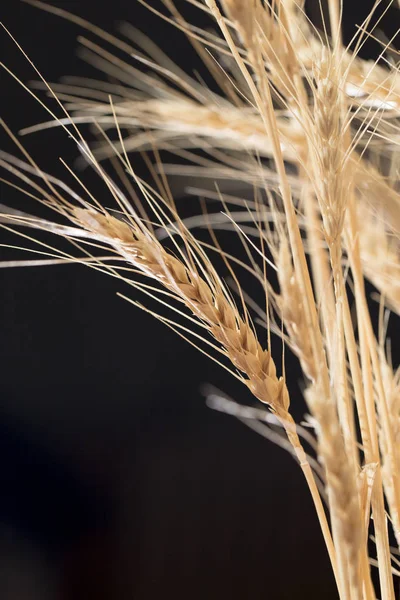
[2,0,400,597]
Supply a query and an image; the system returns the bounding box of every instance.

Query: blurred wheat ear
[2,1,400,598]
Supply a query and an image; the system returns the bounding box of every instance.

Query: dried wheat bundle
[2,1,400,598]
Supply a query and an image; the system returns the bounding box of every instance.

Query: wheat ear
[73,207,291,412]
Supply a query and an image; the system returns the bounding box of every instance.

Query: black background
[1,1,399,599]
